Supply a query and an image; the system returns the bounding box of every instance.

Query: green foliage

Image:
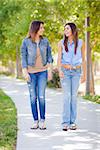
[0,89,17,150]
[0,0,100,67]
[0,0,22,65]
[83,94,100,104]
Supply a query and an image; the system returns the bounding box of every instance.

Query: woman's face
[64,25,72,37]
[37,23,45,36]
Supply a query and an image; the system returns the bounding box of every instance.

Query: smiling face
[29,21,44,39]
[36,23,45,36]
[64,25,73,37]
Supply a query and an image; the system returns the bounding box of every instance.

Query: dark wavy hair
[64,23,78,54]
[27,20,44,40]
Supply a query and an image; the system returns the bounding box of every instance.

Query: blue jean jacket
[20,37,53,68]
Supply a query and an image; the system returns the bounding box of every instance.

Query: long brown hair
[64,23,78,54]
[27,20,44,40]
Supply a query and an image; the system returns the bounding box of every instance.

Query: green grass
[0,72,12,76]
[0,89,17,150]
[83,94,100,104]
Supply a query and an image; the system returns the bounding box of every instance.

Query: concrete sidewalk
[0,75,100,150]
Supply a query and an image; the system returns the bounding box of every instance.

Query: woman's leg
[70,70,81,125]
[27,73,38,121]
[60,72,71,127]
[37,71,47,121]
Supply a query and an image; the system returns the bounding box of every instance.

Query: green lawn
[83,94,100,104]
[0,89,17,150]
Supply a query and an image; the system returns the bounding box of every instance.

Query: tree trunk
[90,54,95,95]
[85,16,95,95]
[85,16,90,94]
[16,45,22,78]
[8,60,15,74]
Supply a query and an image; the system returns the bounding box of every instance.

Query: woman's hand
[81,74,86,83]
[59,70,64,78]
[22,68,30,82]
[48,70,52,81]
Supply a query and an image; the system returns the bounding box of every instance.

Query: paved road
[0,76,100,150]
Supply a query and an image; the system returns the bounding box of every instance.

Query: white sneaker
[70,123,77,130]
[31,121,39,129]
[39,121,46,130]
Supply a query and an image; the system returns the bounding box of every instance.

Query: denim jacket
[20,37,53,68]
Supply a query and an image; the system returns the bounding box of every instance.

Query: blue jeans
[27,71,47,122]
[60,67,81,126]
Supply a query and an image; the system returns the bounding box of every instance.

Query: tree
[0,0,100,84]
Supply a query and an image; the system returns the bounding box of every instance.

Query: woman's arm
[20,39,30,82]
[57,41,64,78]
[57,41,62,71]
[47,63,53,81]
[47,39,53,81]
[47,40,53,64]
[20,39,28,69]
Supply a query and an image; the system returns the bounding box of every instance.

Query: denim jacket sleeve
[20,39,28,68]
[47,40,53,63]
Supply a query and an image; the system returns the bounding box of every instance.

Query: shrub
[47,67,61,88]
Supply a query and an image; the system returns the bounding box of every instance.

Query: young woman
[57,23,86,131]
[21,20,53,130]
